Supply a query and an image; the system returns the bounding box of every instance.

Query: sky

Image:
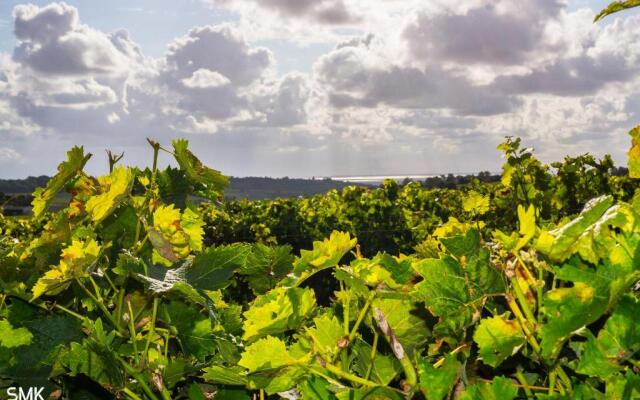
[0,0,639,178]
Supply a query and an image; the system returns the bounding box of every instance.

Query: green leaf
[306,314,344,359]
[371,298,429,352]
[172,139,229,197]
[597,295,640,360]
[242,287,316,342]
[540,266,609,360]
[202,365,248,386]
[294,231,356,274]
[163,301,217,360]
[0,319,32,348]
[239,244,294,294]
[31,239,101,299]
[1,309,82,389]
[137,244,250,300]
[540,257,640,361]
[594,0,640,21]
[60,341,123,387]
[238,336,295,372]
[85,166,134,223]
[351,339,401,386]
[439,228,481,259]
[459,376,518,400]
[536,196,630,264]
[413,245,504,335]
[574,331,621,379]
[473,315,525,367]
[32,146,91,218]
[418,355,460,400]
[298,376,337,400]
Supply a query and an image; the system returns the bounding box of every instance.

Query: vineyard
[2,3,640,400]
[0,126,638,400]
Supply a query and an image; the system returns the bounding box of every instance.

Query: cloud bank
[1,1,639,178]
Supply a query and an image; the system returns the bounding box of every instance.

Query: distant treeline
[0,167,629,212]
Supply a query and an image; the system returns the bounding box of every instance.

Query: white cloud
[182,69,231,88]
[1,1,640,178]
[0,147,21,162]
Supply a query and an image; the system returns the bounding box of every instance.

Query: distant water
[328,175,441,184]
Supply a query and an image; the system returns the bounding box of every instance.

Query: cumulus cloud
[1,1,640,178]
[404,0,564,66]
[209,0,357,24]
[315,45,519,116]
[13,3,140,76]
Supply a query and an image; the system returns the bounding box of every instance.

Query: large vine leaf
[32,146,91,218]
[574,295,640,378]
[537,196,631,264]
[540,260,640,360]
[413,231,505,335]
[135,244,251,300]
[242,287,316,342]
[473,314,525,367]
[31,239,101,299]
[85,166,134,223]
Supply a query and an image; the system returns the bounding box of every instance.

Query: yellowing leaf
[32,239,101,299]
[32,146,91,218]
[238,336,294,372]
[85,166,134,223]
[0,319,33,348]
[463,191,490,215]
[149,205,204,264]
[473,315,525,367]
[594,0,640,21]
[514,204,536,252]
[628,126,640,178]
[294,231,356,274]
[242,287,316,342]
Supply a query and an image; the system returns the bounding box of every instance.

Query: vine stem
[127,300,140,365]
[515,368,534,398]
[142,297,160,366]
[123,387,144,400]
[433,343,468,368]
[364,331,379,380]
[117,356,160,400]
[348,291,376,342]
[76,278,119,329]
[511,277,537,325]
[323,362,380,387]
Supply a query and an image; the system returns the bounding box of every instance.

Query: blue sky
[0,0,639,178]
